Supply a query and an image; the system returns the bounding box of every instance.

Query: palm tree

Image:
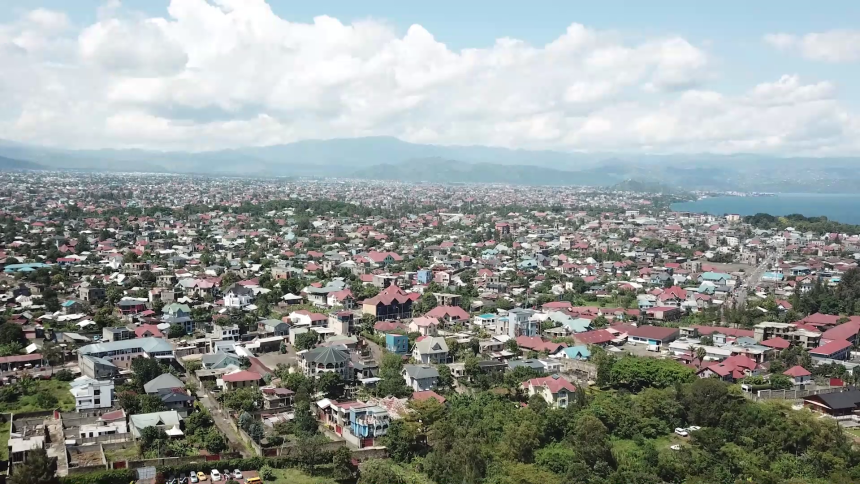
[41,342,63,376]
[695,346,707,366]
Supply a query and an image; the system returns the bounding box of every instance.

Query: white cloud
[0,0,856,155]
[764,30,860,63]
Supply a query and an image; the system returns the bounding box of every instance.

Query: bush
[55,369,74,381]
[260,465,276,480]
[60,469,136,484]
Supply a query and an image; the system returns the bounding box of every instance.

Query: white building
[70,377,115,411]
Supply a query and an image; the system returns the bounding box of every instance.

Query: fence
[746,386,841,401]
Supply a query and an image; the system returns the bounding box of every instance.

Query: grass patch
[844,428,860,439]
[0,418,10,460]
[104,445,140,463]
[269,468,337,484]
[0,378,75,414]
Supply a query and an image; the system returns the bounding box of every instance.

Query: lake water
[670,193,860,225]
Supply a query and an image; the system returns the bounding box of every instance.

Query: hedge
[61,469,136,484]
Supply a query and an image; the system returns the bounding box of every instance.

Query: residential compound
[1,172,860,474]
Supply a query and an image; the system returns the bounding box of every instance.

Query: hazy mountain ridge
[0,136,858,192]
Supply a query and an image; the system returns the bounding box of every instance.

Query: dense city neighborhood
[0,172,860,484]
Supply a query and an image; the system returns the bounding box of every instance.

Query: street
[196,389,251,457]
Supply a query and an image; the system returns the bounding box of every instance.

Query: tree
[41,342,63,374]
[168,324,186,338]
[131,358,163,390]
[317,372,345,400]
[0,324,24,345]
[331,446,356,482]
[293,398,319,437]
[695,346,707,364]
[436,364,454,391]
[8,447,59,484]
[769,374,793,390]
[295,331,319,351]
[699,334,714,346]
[139,426,169,454]
[592,315,608,329]
[139,394,167,413]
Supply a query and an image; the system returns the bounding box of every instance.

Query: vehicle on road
[688,425,701,431]
[675,427,689,437]
[246,478,262,484]
[670,444,681,451]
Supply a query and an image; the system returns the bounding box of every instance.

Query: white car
[687,425,701,432]
[210,470,221,482]
[674,427,689,437]
[670,444,681,451]
[233,470,243,480]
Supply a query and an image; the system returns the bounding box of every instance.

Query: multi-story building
[69,377,114,411]
[496,309,538,338]
[77,337,174,371]
[300,346,351,381]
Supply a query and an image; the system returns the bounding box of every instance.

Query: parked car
[245,478,262,484]
[211,470,221,482]
[197,471,208,481]
[233,470,243,479]
[189,472,199,483]
[674,427,689,437]
[670,444,681,451]
[687,425,701,432]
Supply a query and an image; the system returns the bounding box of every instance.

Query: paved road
[734,252,776,307]
[196,389,251,457]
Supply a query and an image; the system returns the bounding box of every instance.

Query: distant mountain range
[0,155,45,171]
[0,136,858,192]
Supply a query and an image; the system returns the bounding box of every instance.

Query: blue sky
[1,0,858,153]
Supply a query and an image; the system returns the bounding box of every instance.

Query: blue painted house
[350,405,390,444]
[385,333,409,355]
[417,269,432,284]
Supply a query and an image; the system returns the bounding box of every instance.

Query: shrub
[60,469,136,484]
[55,369,74,381]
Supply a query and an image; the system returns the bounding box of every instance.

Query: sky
[1,0,859,155]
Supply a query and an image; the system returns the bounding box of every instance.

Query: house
[79,354,119,380]
[409,317,440,336]
[645,307,682,322]
[118,299,148,315]
[697,354,760,382]
[223,283,254,308]
[783,365,813,387]
[810,339,852,360]
[554,345,592,360]
[102,326,133,342]
[77,337,174,371]
[329,311,355,336]
[222,370,262,390]
[327,289,355,309]
[349,405,391,447]
[262,387,295,409]
[158,389,195,417]
[522,374,577,408]
[134,324,164,339]
[362,284,419,320]
[129,410,184,439]
[143,373,185,395]
[497,309,539,338]
[258,319,290,336]
[402,364,439,391]
[163,303,194,334]
[803,389,860,416]
[212,323,240,341]
[78,409,128,439]
[625,326,680,350]
[412,337,449,364]
[79,282,106,302]
[425,305,470,325]
[300,346,351,381]
[70,377,114,411]
[385,333,409,355]
[201,351,242,370]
